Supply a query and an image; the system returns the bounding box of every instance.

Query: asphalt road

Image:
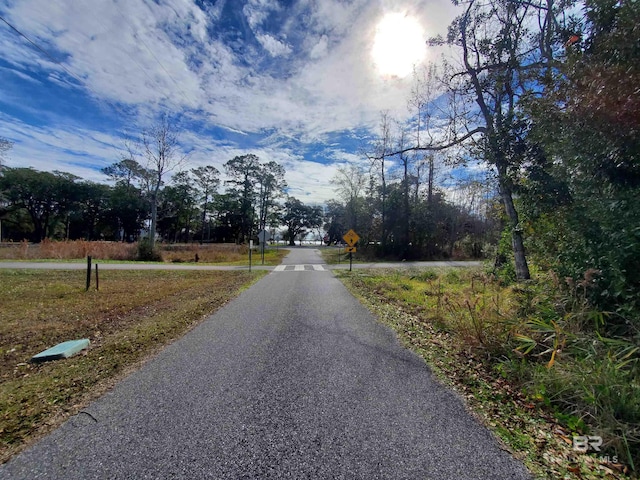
[1,249,529,479]
[0,257,480,271]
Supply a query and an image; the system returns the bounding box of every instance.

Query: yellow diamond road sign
[343,229,360,247]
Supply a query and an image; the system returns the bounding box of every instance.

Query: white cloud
[256,33,292,57]
[0,0,461,202]
[243,0,280,30]
[0,115,121,181]
[308,35,328,59]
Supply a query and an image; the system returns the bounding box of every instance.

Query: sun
[372,13,426,78]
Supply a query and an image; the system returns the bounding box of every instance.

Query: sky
[0,0,460,204]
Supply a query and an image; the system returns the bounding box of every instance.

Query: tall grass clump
[488,272,639,471]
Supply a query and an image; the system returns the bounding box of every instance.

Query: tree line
[325,160,498,260]
[0,108,484,254]
[0,144,322,248]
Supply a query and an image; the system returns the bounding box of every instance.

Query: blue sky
[0,0,458,203]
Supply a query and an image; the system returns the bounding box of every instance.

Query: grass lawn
[0,268,266,463]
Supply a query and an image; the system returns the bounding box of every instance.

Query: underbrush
[339,267,639,478]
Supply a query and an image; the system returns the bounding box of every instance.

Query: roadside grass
[0,268,266,463]
[0,240,288,266]
[336,268,638,479]
[162,243,287,265]
[319,245,354,265]
[318,246,380,265]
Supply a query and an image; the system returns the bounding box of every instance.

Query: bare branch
[367,126,486,160]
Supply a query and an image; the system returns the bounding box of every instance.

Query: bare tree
[369,112,393,247]
[141,115,186,248]
[332,162,367,233]
[395,125,412,252]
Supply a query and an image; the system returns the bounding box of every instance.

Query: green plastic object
[30,339,90,363]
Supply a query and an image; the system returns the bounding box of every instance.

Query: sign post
[342,229,360,272]
[258,229,271,265]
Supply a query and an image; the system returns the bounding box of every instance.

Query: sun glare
[372,13,426,78]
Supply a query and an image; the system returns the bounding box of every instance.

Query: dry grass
[0,240,137,260]
[0,268,265,463]
[162,242,248,262]
[0,240,286,265]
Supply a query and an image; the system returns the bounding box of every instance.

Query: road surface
[1,249,529,479]
[0,256,480,271]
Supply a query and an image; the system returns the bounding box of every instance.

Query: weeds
[338,267,639,478]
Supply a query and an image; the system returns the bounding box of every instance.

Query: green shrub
[490,227,517,285]
[444,268,462,284]
[136,240,162,262]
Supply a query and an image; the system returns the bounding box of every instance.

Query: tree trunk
[200,197,207,245]
[149,192,157,249]
[381,158,387,248]
[427,156,434,205]
[499,179,530,280]
[402,157,410,257]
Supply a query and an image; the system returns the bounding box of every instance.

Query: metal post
[349,251,352,272]
[86,256,92,291]
[249,240,253,272]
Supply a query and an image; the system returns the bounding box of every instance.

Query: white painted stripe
[273,264,326,272]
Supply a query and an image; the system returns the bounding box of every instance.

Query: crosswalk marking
[272,264,326,272]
